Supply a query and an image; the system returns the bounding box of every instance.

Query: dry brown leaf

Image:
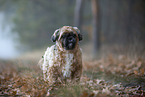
[102,87,111,94]
[80,91,88,97]
[93,90,99,95]
[20,84,29,92]
[40,88,47,96]
[108,54,114,64]
[134,70,138,75]
[12,90,17,95]
[137,61,142,68]
[140,68,144,75]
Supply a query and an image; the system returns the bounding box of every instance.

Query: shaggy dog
[39,26,83,85]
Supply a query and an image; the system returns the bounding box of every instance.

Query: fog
[0,13,18,59]
[0,0,144,60]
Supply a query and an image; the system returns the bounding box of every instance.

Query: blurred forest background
[0,0,145,59]
[1,0,145,96]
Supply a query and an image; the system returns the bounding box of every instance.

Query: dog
[39,26,83,85]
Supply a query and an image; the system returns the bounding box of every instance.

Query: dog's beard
[61,34,77,50]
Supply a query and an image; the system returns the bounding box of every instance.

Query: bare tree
[74,0,84,30]
[91,0,101,56]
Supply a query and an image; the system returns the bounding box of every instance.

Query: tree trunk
[74,0,84,30]
[126,0,133,44]
[91,0,101,57]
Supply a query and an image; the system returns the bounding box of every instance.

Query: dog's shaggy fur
[39,26,82,85]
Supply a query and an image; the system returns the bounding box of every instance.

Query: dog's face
[61,32,77,50]
[51,26,82,50]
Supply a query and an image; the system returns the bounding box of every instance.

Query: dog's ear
[51,29,60,42]
[73,27,83,41]
[78,33,82,41]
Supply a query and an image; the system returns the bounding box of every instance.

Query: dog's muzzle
[62,35,76,50]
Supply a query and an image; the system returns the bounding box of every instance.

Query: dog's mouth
[63,39,76,50]
[64,42,76,50]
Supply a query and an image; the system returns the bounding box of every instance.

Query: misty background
[0,0,145,60]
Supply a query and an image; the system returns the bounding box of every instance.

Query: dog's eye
[61,35,66,38]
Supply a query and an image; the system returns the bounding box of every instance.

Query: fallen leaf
[140,68,144,75]
[20,84,29,92]
[12,90,17,95]
[102,87,111,94]
[93,90,99,95]
[80,91,88,97]
[134,70,138,75]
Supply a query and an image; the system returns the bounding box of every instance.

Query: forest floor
[0,45,145,97]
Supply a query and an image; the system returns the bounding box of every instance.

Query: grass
[84,69,145,88]
[50,84,87,97]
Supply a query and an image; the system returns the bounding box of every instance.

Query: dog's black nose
[68,37,74,42]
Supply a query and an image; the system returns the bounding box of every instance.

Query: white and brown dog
[39,26,83,85]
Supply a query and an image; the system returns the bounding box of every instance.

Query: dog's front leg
[71,65,82,83]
